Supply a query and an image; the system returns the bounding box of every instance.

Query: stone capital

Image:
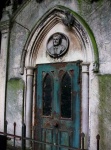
[0,21,10,33]
[82,63,90,73]
[26,67,34,76]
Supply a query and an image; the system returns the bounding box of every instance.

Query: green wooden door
[35,62,81,150]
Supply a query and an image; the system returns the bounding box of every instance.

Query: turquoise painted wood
[36,62,81,150]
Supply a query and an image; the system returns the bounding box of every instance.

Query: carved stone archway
[22,5,99,148]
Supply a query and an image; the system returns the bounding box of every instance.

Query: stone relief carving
[47,33,69,58]
[62,10,75,28]
[62,10,88,43]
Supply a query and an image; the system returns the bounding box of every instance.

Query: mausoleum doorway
[23,6,98,149]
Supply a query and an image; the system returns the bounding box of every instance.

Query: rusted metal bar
[0,130,88,150]
[81,133,85,150]
[22,123,26,150]
[22,136,87,150]
[0,132,21,139]
[96,134,100,150]
[4,120,8,135]
[13,122,16,147]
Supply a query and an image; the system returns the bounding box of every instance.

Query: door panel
[35,62,81,150]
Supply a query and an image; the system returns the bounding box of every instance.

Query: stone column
[25,67,34,147]
[0,8,11,132]
[81,63,90,148]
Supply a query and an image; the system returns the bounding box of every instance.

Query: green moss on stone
[8,78,24,91]
[98,75,111,150]
[7,78,24,103]
[6,78,24,121]
[6,79,25,148]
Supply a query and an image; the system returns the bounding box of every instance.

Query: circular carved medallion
[47,32,69,58]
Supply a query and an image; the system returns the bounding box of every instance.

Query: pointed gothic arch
[20,5,99,71]
[23,5,99,148]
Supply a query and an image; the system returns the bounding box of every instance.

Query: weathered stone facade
[0,0,111,149]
